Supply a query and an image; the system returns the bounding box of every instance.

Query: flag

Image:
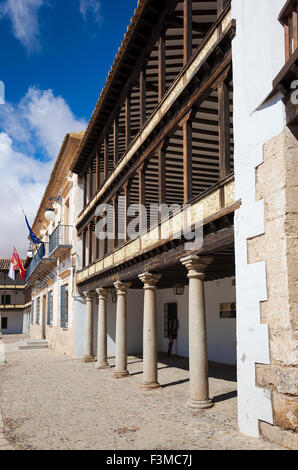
[8,247,26,281]
[24,214,45,259]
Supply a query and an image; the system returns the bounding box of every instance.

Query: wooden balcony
[77,176,237,286]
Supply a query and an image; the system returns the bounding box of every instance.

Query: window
[60,285,69,329]
[1,295,11,305]
[1,317,8,329]
[47,291,53,326]
[163,303,178,339]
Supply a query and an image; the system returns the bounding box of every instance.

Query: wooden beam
[184,0,192,66]
[140,67,147,128]
[158,31,166,101]
[113,118,119,166]
[125,94,131,149]
[218,78,231,180]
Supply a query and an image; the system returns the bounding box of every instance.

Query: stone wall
[29,323,74,357]
[247,128,298,449]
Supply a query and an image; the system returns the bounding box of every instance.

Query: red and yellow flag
[8,247,26,281]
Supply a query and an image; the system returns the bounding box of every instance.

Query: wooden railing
[279,0,298,61]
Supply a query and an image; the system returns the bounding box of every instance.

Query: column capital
[96,288,108,300]
[180,255,213,279]
[83,291,97,301]
[139,272,162,289]
[114,281,131,295]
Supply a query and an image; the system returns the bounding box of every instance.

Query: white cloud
[0,87,86,257]
[0,0,45,53]
[79,0,103,25]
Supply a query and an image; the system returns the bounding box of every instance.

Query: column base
[113,370,130,378]
[187,398,214,410]
[141,381,161,390]
[82,355,95,363]
[95,362,110,369]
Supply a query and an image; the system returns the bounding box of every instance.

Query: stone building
[67,0,297,449]
[26,132,84,356]
[0,259,26,335]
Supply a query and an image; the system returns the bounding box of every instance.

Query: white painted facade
[231,0,286,437]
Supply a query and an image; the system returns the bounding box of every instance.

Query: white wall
[232,0,286,438]
[157,278,236,365]
[1,311,23,334]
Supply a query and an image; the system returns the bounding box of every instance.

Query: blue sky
[0,0,138,256]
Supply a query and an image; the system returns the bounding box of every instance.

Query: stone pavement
[0,338,285,450]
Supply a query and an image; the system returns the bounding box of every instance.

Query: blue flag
[25,216,45,259]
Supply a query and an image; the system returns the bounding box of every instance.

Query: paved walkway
[0,336,284,450]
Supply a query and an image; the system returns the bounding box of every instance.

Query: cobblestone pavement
[0,338,285,450]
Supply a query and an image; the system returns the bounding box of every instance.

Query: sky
[0,0,138,258]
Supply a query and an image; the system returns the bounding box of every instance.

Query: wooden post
[138,165,146,233]
[95,149,100,190]
[184,0,192,66]
[285,21,290,60]
[218,79,231,180]
[89,163,93,201]
[104,136,109,180]
[124,181,131,243]
[217,0,229,17]
[183,118,193,203]
[82,229,87,267]
[83,173,87,206]
[88,222,93,265]
[158,31,166,101]
[95,216,100,260]
[293,9,298,51]
[158,144,166,208]
[125,94,131,149]
[112,195,119,250]
[140,67,147,128]
[113,118,119,166]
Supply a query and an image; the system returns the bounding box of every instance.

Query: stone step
[19,340,48,350]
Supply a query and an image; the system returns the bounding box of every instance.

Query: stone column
[113,281,131,378]
[181,255,214,409]
[95,288,109,369]
[83,291,96,363]
[139,272,162,390]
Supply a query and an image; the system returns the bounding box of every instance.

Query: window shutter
[47,292,51,326]
[60,285,66,328]
[36,298,39,324]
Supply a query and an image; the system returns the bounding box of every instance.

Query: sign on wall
[220,303,236,319]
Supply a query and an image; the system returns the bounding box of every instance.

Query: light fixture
[27,244,33,258]
[111,289,117,304]
[45,208,55,221]
[173,284,185,296]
